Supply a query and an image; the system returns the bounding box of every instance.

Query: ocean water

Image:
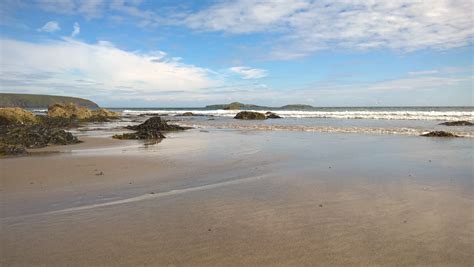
[33,106,474,137]
[115,106,474,138]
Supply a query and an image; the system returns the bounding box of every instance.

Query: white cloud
[36,0,105,18]
[181,0,474,59]
[408,70,439,76]
[78,0,104,19]
[71,22,80,37]
[37,21,60,32]
[36,0,75,14]
[229,66,267,79]
[0,38,218,100]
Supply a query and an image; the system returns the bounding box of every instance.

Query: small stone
[319,204,323,208]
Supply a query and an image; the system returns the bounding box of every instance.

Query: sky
[0,0,473,107]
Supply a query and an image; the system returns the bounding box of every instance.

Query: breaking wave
[122,109,473,121]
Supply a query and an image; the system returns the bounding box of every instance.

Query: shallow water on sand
[1,127,473,266]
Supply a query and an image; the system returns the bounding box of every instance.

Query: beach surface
[1,128,473,266]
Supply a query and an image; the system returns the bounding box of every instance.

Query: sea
[33,106,474,138]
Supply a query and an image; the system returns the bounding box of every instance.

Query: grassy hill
[0,93,99,108]
[205,102,314,110]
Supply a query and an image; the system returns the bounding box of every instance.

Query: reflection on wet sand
[1,129,473,266]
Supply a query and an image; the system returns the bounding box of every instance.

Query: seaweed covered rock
[48,103,119,122]
[439,121,473,126]
[0,142,27,156]
[48,103,92,120]
[234,111,267,120]
[113,131,166,140]
[37,115,79,128]
[265,112,282,119]
[1,124,80,148]
[0,108,38,125]
[88,108,120,121]
[420,131,459,137]
[126,116,185,131]
[115,117,184,140]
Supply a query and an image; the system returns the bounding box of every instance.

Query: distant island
[0,93,99,108]
[205,102,314,110]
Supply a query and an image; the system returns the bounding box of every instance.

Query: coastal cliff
[0,93,99,108]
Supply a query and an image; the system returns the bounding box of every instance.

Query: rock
[48,103,92,120]
[234,111,267,120]
[1,124,80,148]
[114,117,184,140]
[0,108,37,125]
[420,131,459,137]
[0,142,27,156]
[36,115,79,128]
[113,131,166,140]
[126,116,185,132]
[180,112,194,116]
[0,123,80,155]
[48,103,119,122]
[265,112,282,119]
[88,108,120,121]
[439,121,473,126]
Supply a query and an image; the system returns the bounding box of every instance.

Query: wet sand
[1,129,473,266]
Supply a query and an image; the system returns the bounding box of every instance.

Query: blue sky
[0,0,473,107]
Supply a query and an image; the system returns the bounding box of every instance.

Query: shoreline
[1,128,473,265]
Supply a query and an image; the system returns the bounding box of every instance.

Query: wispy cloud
[229,66,267,79]
[36,0,75,14]
[37,21,60,32]
[71,22,80,37]
[408,70,439,76]
[0,38,219,100]
[181,0,474,59]
[77,0,105,19]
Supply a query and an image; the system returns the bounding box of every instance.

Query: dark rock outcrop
[0,142,27,156]
[234,111,267,120]
[420,131,459,137]
[126,116,185,131]
[265,112,282,119]
[1,124,80,149]
[439,121,473,126]
[114,117,185,140]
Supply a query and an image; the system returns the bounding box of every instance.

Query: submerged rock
[234,111,267,120]
[265,112,282,119]
[114,116,184,140]
[420,131,459,137]
[113,131,166,140]
[439,121,473,126]
[0,108,38,125]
